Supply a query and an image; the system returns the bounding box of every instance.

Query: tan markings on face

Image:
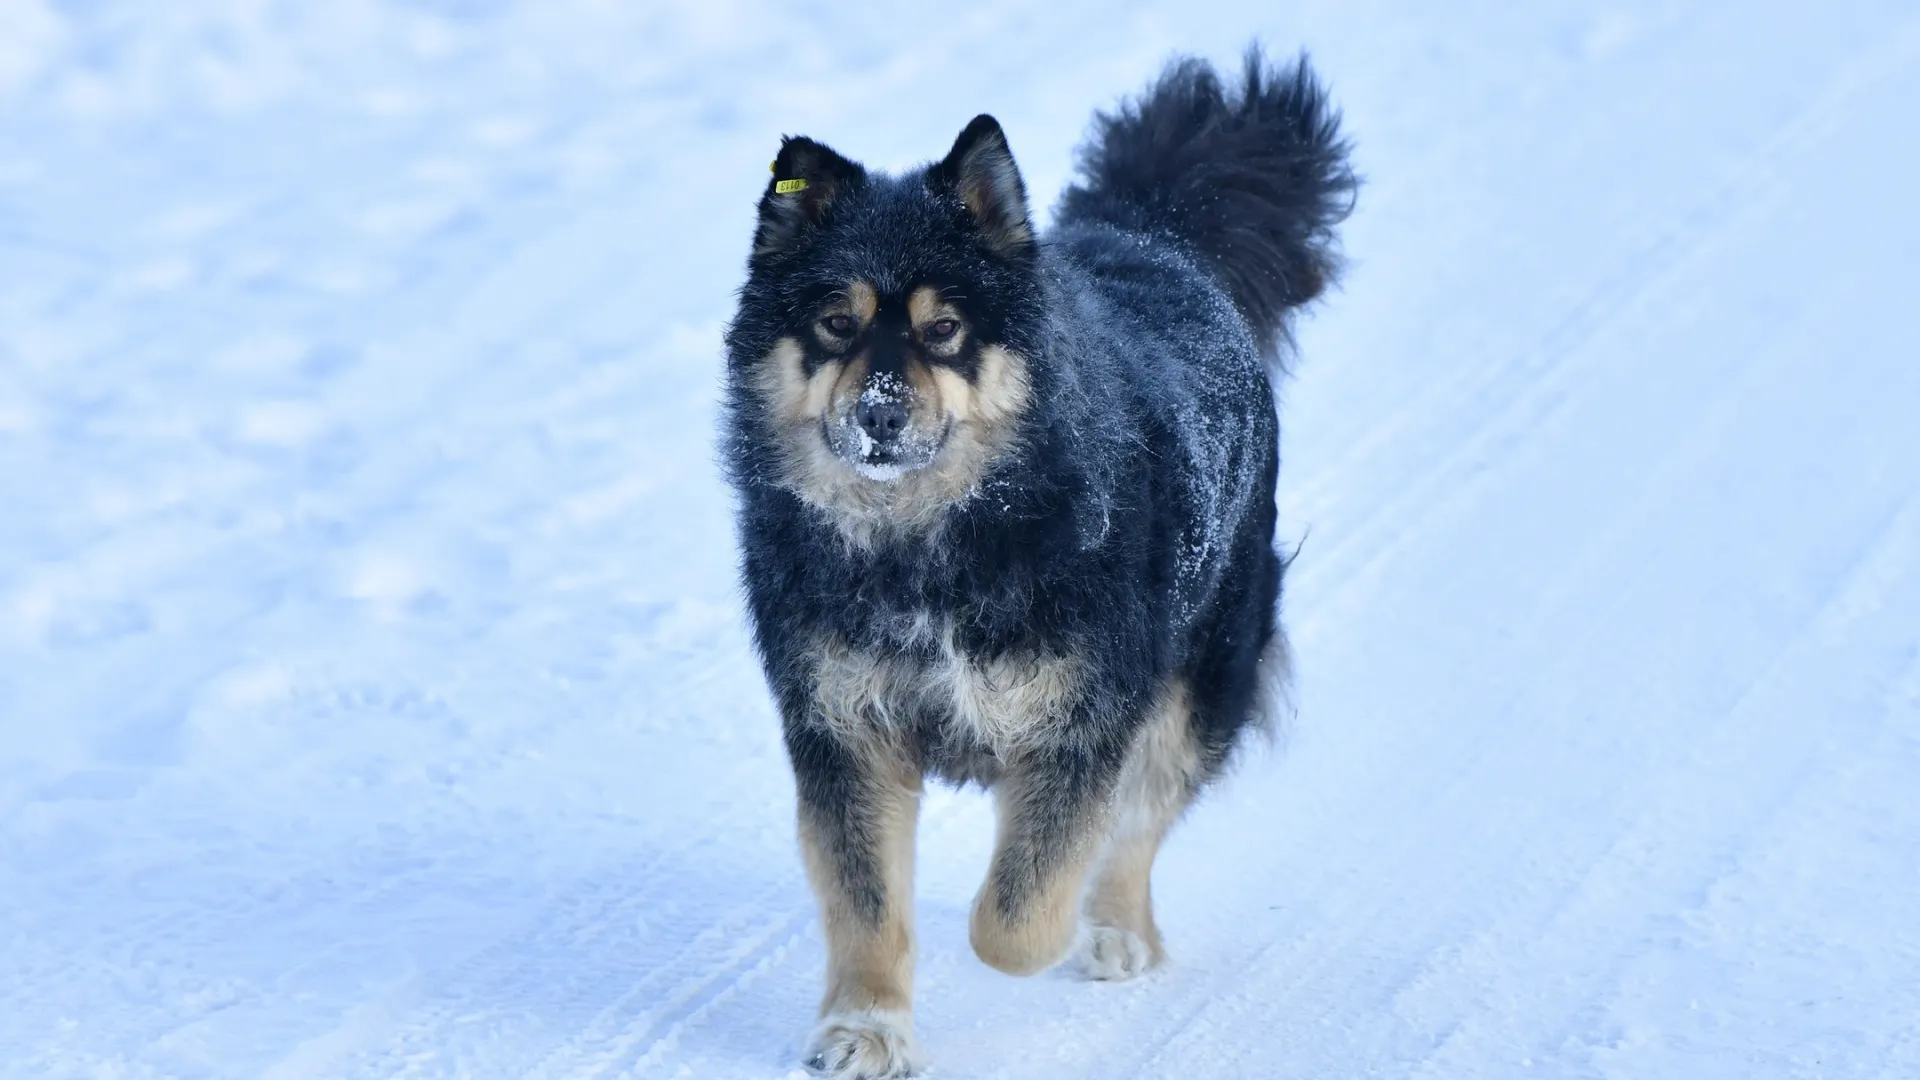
[967,344,1028,425]
[901,355,940,406]
[925,342,1028,452]
[756,332,1036,548]
[828,350,873,411]
[848,280,878,322]
[753,337,843,427]
[927,366,971,423]
[813,280,881,348]
[822,355,939,455]
[907,286,967,357]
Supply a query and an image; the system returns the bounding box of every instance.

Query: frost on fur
[1057,48,1357,358]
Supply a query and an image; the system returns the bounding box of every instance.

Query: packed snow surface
[4,2,1918,1077]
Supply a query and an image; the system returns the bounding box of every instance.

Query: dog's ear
[755,136,866,258]
[932,115,1034,259]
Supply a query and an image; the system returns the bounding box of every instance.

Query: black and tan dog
[721,49,1355,1079]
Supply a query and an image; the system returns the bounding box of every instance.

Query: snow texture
[4,2,1919,1078]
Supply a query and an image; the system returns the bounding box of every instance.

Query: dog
[720,48,1355,1079]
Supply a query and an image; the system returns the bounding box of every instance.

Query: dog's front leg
[970,743,1120,975]
[787,721,922,1079]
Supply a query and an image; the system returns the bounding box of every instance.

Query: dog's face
[731,116,1041,536]
[787,279,1004,482]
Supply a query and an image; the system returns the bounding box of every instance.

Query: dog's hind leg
[1077,679,1203,980]
[969,740,1123,976]
[788,723,922,1080]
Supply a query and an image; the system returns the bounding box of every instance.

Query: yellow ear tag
[773,178,808,194]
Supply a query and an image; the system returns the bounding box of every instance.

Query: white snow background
[3,2,1918,1077]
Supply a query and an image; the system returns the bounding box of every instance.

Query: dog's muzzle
[828,376,944,482]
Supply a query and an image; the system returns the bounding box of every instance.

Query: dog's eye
[925,319,960,342]
[820,314,856,337]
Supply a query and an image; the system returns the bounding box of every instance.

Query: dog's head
[728,116,1041,538]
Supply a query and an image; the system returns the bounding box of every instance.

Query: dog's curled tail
[1056,48,1357,353]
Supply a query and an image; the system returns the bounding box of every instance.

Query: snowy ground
[4,2,1918,1077]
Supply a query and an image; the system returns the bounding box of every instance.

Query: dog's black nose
[856,397,909,443]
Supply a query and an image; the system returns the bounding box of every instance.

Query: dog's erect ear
[932,115,1034,259]
[755,136,866,258]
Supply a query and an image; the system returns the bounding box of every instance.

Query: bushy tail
[1056,48,1357,352]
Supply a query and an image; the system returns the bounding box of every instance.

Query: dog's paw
[805,1009,919,1079]
[1076,924,1157,981]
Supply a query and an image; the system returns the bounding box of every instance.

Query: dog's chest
[809,617,1083,762]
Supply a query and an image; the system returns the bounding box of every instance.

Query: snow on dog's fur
[721,47,1354,1079]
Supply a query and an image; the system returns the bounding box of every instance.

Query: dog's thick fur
[721,49,1355,1079]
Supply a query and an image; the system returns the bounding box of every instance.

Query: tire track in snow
[1392,493,1920,1077]
[1287,10,1920,639]
[327,852,808,1080]
[536,906,808,1080]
